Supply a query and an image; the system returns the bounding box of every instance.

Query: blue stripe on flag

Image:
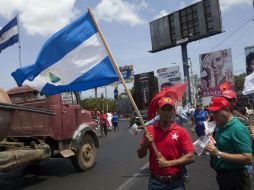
[0,17,19,52]
[0,34,18,52]
[12,12,97,84]
[41,56,119,96]
[0,17,18,36]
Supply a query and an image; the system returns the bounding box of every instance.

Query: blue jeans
[148,177,185,190]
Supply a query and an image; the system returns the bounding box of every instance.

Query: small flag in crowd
[12,11,119,96]
[0,17,19,53]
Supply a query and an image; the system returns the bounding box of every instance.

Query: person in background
[175,104,189,127]
[137,97,195,190]
[205,96,252,190]
[111,112,119,132]
[99,111,109,137]
[191,104,210,137]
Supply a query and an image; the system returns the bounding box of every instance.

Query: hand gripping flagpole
[88,8,160,158]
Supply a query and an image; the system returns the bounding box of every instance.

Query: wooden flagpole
[88,8,159,157]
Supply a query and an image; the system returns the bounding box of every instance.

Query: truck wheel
[71,135,96,172]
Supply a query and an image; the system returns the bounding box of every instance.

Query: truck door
[61,93,77,139]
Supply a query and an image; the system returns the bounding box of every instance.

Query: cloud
[0,0,79,37]
[179,2,187,9]
[192,0,251,11]
[219,0,252,11]
[94,0,146,26]
[153,10,168,20]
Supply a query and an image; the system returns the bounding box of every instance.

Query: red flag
[219,81,231,92]
[148,83,188,120]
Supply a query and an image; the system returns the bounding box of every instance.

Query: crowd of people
[91,109,120,137]
[137,92,254,190]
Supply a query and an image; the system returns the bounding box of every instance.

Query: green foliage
[81,98,116,112]
[234,73,246,93]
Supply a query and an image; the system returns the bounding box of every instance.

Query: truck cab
[0,85,99,172]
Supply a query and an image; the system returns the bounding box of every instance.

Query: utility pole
[188,58,195,106]
[95,87,97,98]
[181,44,192,105]
[104,85,108,112]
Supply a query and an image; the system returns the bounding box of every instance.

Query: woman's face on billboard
[212,51,225,75]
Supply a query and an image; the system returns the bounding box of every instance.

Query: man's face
[196,105,201,111]
[158,105,175,122]
[212,108,228,126]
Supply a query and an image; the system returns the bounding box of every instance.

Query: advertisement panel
[244,45,254,103]
[244,45,254,76]
[134,71,154,108]
[119,65,134,83]
[149,0,222,53]
[200,48,234,97]
[157,66,181,91]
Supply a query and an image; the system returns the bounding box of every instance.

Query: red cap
[157,97,175,108]
[222,90,237,99]
[207,97,231,111]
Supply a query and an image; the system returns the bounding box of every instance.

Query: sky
[0,0,253,99]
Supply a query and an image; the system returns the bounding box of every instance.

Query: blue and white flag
[12,12,119,96]
[0,17,19,53]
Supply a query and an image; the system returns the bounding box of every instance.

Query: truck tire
[71,135,96,172]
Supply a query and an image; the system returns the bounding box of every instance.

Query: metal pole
[181,44,192,105]
[104,86,108,112]
[188,58,195,105]
[104,85,108,98]
[95,87,97,98]
[17,13,22,68]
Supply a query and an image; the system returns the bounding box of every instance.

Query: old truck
[0,85,99,172]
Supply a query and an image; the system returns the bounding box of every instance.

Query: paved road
[0,120,253,190]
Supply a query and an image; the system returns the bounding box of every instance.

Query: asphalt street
[0,120,253,190]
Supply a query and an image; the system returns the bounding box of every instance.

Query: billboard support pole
[181,44,192,105]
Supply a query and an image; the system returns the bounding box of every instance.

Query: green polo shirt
[212,117,252,171]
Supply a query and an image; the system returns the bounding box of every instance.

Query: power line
[189,15,254,71]
[209,15,254,52]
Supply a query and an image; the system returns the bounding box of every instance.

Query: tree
[81,98,116,113]
[234,73,246,94]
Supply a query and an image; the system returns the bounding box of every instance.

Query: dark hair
[246,52,254,75]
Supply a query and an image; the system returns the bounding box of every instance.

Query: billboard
[134,72,155,108]
[157,66,181,91]
[244,45,254,103]
[149,0,222,53]
[119,65,134,83]
[244,45,254,76]
[200,48,234,97]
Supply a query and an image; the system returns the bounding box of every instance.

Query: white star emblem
[172,133,178,140]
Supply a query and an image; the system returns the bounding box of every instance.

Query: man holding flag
[137,97,195,190]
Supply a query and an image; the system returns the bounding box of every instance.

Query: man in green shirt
[205,96,252,190]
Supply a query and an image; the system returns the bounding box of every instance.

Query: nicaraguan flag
[0,17,19,53]
[12,12,119,96]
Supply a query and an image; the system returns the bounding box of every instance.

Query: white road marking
[115,162,149,190]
